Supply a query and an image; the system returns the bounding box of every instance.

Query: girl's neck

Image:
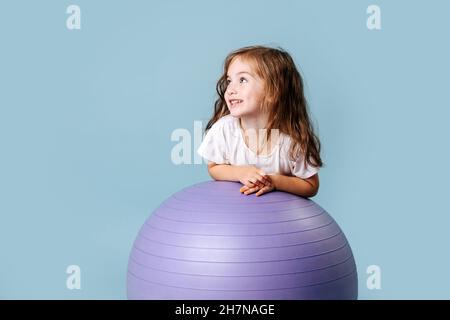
[239,113,270,131]
[238,113,277,156]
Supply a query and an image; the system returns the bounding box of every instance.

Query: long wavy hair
[206,45,323,169]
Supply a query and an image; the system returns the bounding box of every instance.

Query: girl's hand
[238,166,269,188]
[240,175,275,197]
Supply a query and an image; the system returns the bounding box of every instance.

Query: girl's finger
[260,180,270,188]
[259,176,269,185]
[255,173,266,184]
[245,181,255,188]
[260,172,268,180]
[255,180,265,188]
[244,187,254,195]
[250,177,263,188]
[240,185,249,193]
[244,186,259,195]
[256,186,270,197]
[255,188,265,196]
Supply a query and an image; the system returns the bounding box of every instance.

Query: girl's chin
[229,112,244,119]
[229,110,255,119]
[228,107,242,117]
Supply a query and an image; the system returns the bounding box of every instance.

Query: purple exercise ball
[127,181,358,299]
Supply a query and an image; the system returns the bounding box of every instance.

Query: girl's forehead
[227,57,258,75]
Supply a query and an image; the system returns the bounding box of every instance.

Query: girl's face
[225,58,265,118]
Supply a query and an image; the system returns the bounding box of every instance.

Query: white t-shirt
[197,115,319,179]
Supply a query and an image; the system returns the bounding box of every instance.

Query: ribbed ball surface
[127,181,357,299]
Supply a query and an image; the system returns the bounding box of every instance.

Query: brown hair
[206,45,323,169]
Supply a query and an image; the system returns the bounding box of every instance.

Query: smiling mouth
[229,99,243,106]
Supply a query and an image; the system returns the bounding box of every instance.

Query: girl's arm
[207,162,268,188]
[207,162,242,181]
[271,174,319,198]
[208,161,319,197]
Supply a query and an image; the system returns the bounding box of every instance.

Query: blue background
[1,0,449,299]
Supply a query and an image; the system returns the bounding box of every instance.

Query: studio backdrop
[0,0,449,299]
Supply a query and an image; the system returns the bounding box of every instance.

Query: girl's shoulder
[214,114,238,127]
[209,114,240,135]
[277,133,300,159]
[276,131,292,148]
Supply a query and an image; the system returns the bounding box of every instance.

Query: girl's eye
[226,77,248,86]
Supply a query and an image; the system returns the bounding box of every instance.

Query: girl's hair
[206,45,323,169]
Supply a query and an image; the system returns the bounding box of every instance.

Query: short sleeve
[197,122,229,164]
[290,157,320,179]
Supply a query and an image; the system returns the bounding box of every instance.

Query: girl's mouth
[229,99,243,106]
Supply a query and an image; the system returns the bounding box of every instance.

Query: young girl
[197,46,323,197]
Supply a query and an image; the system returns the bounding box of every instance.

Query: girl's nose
[226,83,237,95]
